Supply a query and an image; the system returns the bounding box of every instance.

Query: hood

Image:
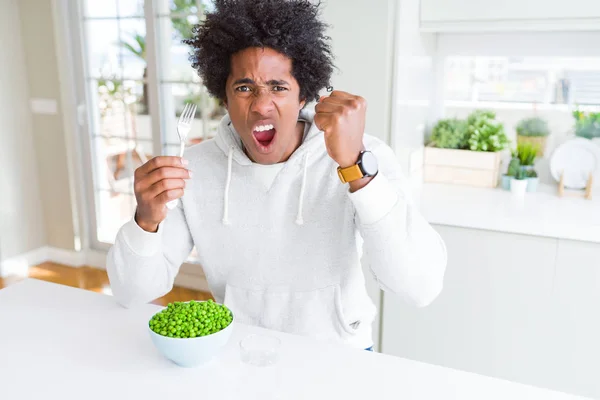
[213,108,325,226]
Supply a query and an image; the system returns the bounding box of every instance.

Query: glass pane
[91,136,152,193]
[85,19,146,80]
[168,0,198,14]
[96,190,137,244]
[166,0,214,15]
[84,0,145,18]
[156,17,201,82]
[84,0,118,18]
[444,56,600,105]
[94,80,151,139]
[119,18,147,80]
[118,0,145,17]
[160,83,225,145]
[84,20,122,79]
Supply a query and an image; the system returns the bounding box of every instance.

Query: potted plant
[573,110,600,145]
[515,142,539,192]
[510,168,528,196]
[515,117,550,156]
[526,169,539,192]
[424,110,510,188]
[501,151,520,190]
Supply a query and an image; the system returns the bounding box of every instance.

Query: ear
[299,98,306,110]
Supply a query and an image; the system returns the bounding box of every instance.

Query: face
[224,47,306,164]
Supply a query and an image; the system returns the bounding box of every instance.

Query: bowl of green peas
[148,299,234,367]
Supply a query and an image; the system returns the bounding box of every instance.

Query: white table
[0,279,591,400]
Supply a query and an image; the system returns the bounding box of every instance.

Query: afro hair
[184,0,335,104]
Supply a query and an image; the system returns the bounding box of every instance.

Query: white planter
[423,147,502,188]
[510,178,528,196]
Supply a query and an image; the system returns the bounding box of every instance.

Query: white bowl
[148,306,234,367]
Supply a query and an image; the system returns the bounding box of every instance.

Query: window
[436,33,600,151]
[445,56,600,105]
[76,0,223,248]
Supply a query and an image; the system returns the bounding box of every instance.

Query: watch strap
[337,164,364,183]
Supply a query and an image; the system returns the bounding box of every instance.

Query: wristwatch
[337,150,379,183]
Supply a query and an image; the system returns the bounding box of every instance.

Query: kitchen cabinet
[381,225,600,398]
[420,0,600,32]
[547,239,600,397]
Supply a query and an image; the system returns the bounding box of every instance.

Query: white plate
[550,138,600,189]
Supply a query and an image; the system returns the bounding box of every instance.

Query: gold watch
[337,150,378,183]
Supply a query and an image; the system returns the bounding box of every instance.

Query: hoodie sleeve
[106,202,194,308]
[348,140,447,307]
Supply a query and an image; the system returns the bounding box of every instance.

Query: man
[107,0,447,351]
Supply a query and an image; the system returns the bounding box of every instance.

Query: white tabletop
[0,279,591,400]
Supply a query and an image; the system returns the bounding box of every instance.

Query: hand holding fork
[132,103,196,232]
[166,103,197,210]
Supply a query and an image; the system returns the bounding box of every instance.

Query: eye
[235,86,251,92]
[273,86,288,92]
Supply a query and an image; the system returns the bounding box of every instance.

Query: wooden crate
[423,147,502,188]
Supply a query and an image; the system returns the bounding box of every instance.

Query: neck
[283,120,306,161]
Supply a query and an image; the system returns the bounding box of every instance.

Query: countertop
[0,279,592,400]
[417,182,600,244]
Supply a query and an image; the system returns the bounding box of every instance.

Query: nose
[250,87,275,116]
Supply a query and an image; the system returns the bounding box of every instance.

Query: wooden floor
[0,262,213,306]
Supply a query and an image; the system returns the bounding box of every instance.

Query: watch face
[359,151,378,176]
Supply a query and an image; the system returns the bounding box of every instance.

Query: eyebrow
[232,78,290,86]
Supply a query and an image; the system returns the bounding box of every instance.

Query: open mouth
[253,123,276,148]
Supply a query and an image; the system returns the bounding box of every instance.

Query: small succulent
[526,169,538,178]
[516,117,550,137]
[506,157,521,177]
[514,168,527,180]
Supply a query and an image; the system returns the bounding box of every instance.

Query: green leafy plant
[516,142,539,166]
[428,118,468,149]
[428,110,509,152]
[573,109,600,139]
[516,117,550,137]
[465,110,509,152]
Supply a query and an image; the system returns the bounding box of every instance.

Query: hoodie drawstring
[222,146,233,225]
[222,146,309,226]
[295,152,310,225]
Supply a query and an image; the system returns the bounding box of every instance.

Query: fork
[166,103,197,210]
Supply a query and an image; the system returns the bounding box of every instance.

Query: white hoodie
[106,109,447,349]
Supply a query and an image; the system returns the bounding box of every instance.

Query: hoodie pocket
[223,283,356,341]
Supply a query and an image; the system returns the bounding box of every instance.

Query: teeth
[254,124,274,132]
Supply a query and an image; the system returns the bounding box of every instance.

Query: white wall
[0,0,46,261]
[390,0,437,174]
[19,0,76,251]
[321,0,397,144]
